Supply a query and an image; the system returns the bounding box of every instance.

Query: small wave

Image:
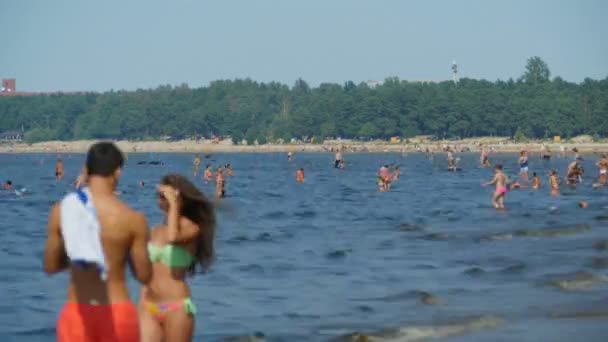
[332,315,502,342]
[236,263,264,273]
[255,232,274,242]
[549,310,608,319]
[594,240,608,251]
[261,211,287,219]
[478,233,513,242]
[399,223,425,232]
[500,263,527,274]
[546,272,608,291]
[463,267,485,277]
[326,249,352,259]
[224,332,266,342]
[591,257,608,269]
[226,235,250,244]
[294,210,317,218]
[420,233,449,241]
[514,224,591,238]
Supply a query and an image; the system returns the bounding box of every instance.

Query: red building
[1,79,16,93]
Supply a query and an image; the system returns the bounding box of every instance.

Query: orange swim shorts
[57,302,139,342]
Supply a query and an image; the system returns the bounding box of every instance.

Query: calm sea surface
[1,152,607,341]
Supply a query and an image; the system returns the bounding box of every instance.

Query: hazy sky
[1,0,607,92]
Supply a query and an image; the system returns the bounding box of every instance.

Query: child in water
[2,180,13,190]
[204,165,213,183]
[392,166,401,180]
[483,164,507,210]
[532,172,541,190]
[296,168,304,183]
[549,170,560,196]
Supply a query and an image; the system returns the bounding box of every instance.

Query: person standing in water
[335,149,343,169]
[549,170,560,196]
[44,142,152,342]
[532,172,541,190]
[480,145,491,167]
[215,167,225,198]
[139,174,216,342]
[483,164,507,210]
[296,168,304,183]
[288,152,294,161]
[596,154,608,186]
[192,155,201,177]
[56,158,64,181]
[519,150,529,182]
[447,149,457,171]
[203,165,213,184]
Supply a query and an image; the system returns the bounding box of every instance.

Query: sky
[1,0,607,92]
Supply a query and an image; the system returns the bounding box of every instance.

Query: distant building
[366,80,382,88]
[0,130,23,142]
[0,78,94,96]
[1,79,16,93]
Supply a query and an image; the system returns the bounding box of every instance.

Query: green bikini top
[148,243,194,268]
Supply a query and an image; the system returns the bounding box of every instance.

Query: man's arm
[43,204,68,274]
[129,213,152,285]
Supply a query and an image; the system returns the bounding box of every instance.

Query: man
[44,142,152,342]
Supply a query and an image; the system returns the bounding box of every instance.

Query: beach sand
[1,137,607,154]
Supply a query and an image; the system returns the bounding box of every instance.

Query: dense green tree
[0,58,606,142]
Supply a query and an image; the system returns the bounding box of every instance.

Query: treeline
[1,57,607,144]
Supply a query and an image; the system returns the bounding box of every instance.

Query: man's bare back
[45,191,151,304]
[44,142,151,342]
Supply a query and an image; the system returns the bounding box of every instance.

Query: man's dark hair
[496,164,503,170]
[86,142,125,176]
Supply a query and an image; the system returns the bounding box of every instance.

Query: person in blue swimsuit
[519,150,529,182]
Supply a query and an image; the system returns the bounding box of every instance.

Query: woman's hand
[158,185,180,208]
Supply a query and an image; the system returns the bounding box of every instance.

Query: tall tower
[452,61,458,83]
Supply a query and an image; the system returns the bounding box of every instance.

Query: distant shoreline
[1,138,607,154]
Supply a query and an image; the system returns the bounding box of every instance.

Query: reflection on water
[1,152,607,341]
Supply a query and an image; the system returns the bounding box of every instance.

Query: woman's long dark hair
[161,174,216,273]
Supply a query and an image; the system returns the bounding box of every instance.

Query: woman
[519,150,529,182]
[139,174,216,342]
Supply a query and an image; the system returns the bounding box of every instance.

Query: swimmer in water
[139,181,145,187]
[2,180,13,190]
[225,164,233,177]
[193,155,201,176]
[203,165,213,184]
[288,152,294,161]
[296,168,304,183]
[73,167,87,189]
[579,201,588,208]
[483,164,507,210]
[508,179,528,190]
[519,150,529,182]
[532,172,541,190]
[392,166,401,180]
[215,168,225,198]
[139,174,216,342]
[549,169,560,196]
[55,158,64,181]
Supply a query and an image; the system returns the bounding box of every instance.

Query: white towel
[60,187,107,279]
